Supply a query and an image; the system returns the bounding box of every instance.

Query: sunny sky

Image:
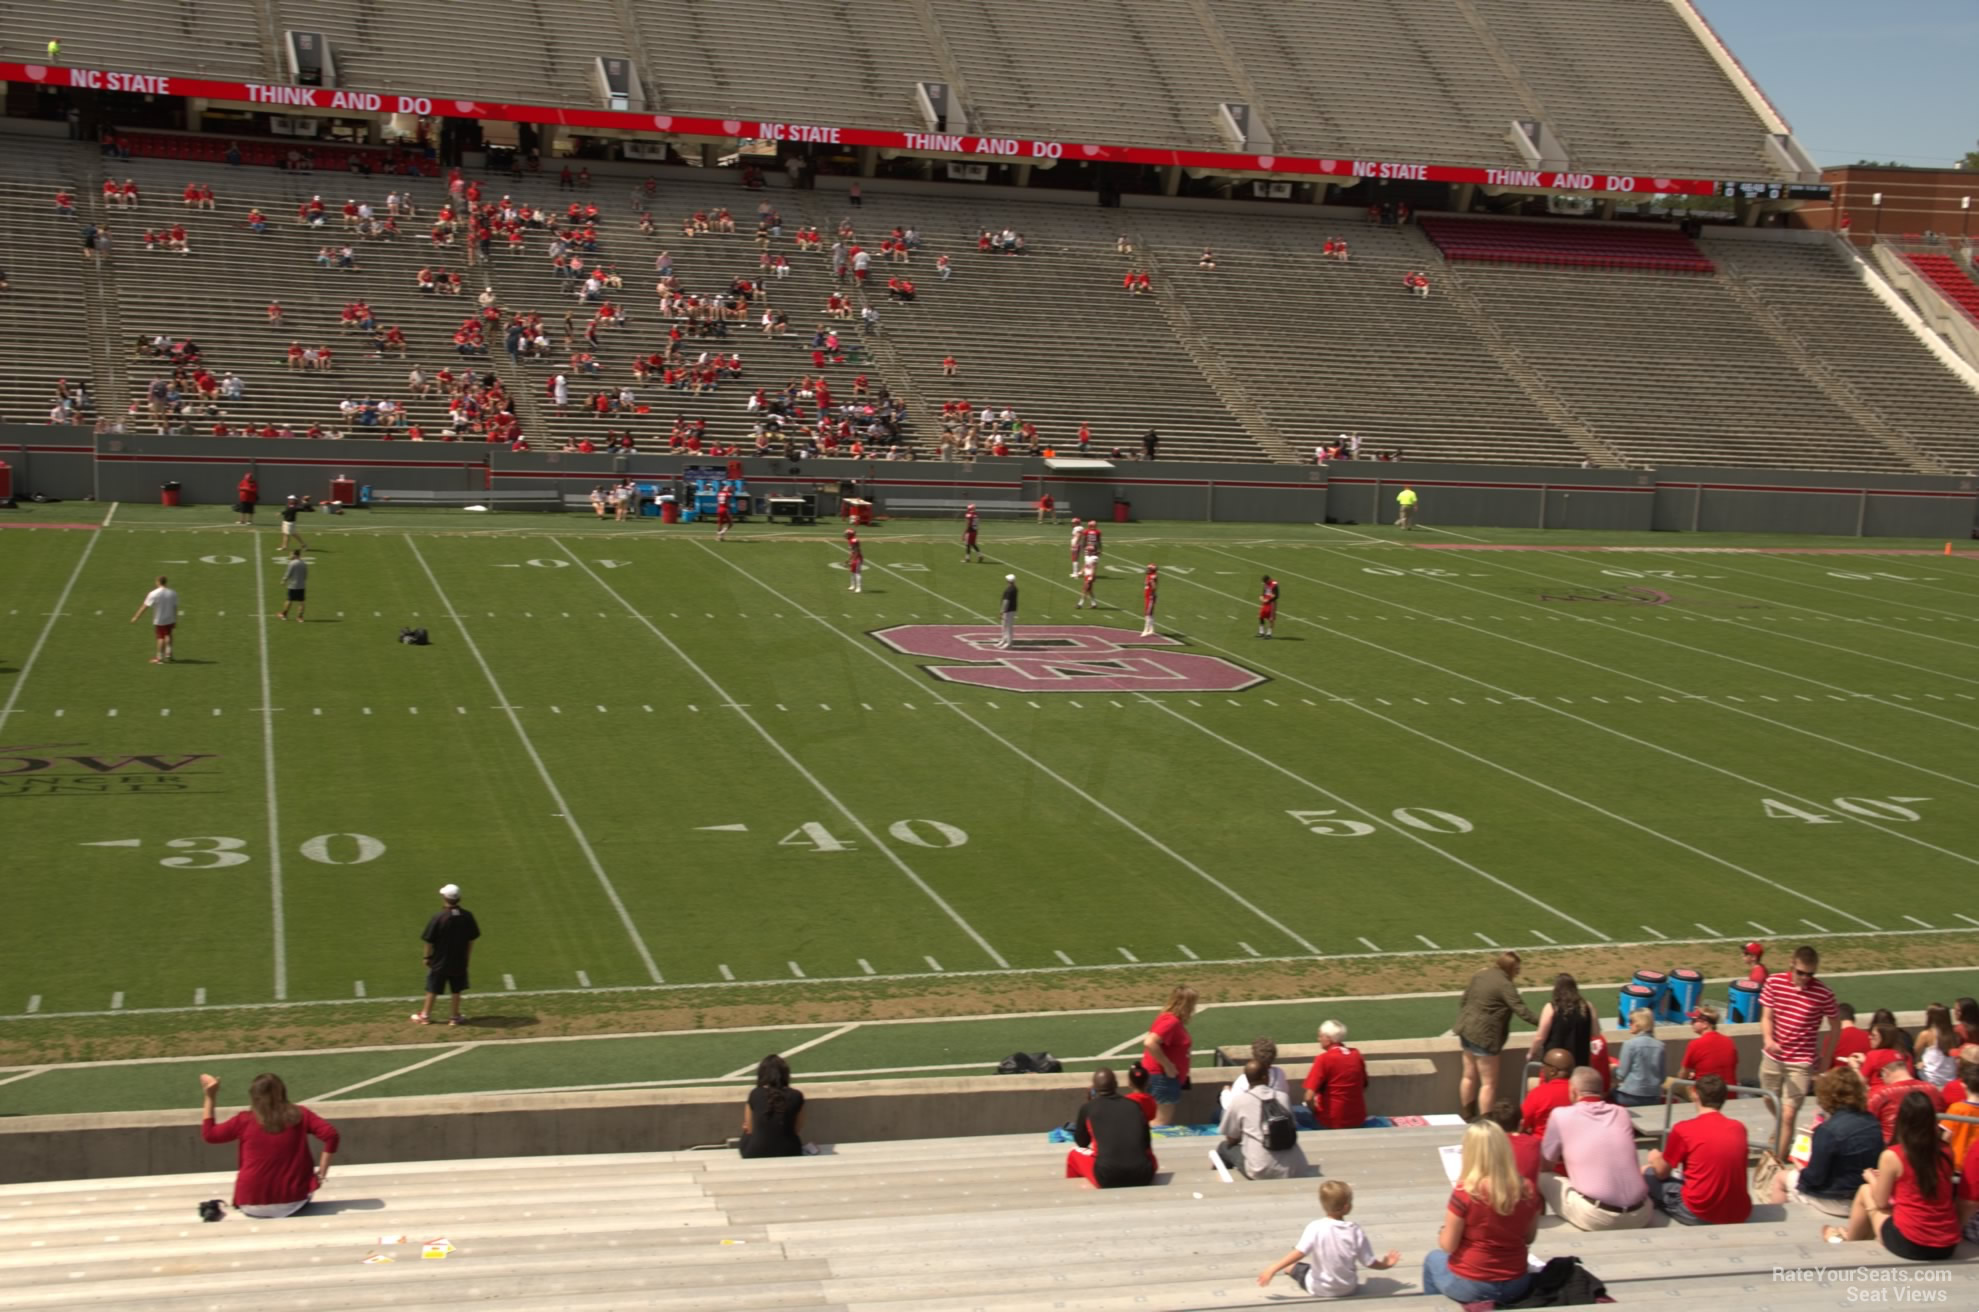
[1696,0,1977,168]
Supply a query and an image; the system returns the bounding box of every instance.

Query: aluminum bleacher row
[4,1107,1975,1311]
[1419,216,1716,274]
[2,0,1794,183]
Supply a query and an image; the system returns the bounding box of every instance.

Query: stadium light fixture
[1871,191,1884,235]
[1963,195,1971,241]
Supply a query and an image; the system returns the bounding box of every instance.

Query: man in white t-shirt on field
[130,575,180,663]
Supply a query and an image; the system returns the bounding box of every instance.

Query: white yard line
[1223,546,1979,874]
[311,1045,471,1101]
[100,502,119,528]
[251,542,289,1001]
[407,538,665,983]
[0,1068,46,1089]
[721,1022,860,1079]
[1689,553,1979,631]
[553,539,1009,970]
[1155,563,1886,933]
[0,526,102,727]
[1455,549,1979,726]
[685,539,1324,957]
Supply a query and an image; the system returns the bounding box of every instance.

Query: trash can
[329,476,357,506]
[161,481,182,507]
[660,497,679,524]
[1113,498,1130,523]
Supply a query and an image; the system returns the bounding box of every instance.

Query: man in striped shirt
[1757,944,1840,1157]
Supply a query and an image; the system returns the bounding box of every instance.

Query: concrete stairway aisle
[1438,269,1621,468]
[1136,238,1294,462]
[76,146,128,426]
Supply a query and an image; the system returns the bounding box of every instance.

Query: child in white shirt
[1258,1180,1400,1298]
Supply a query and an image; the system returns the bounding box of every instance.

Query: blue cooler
[1727,978,1764,1025]
[1630,969,1669,1018]
[1617,983,1658,1030]
[1663,968,1703,1021]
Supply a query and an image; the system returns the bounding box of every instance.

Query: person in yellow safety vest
[1396,486,1418,530]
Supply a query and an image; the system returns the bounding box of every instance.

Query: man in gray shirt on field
[277,549,309,622]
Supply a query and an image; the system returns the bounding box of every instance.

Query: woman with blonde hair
[1613,1008,1667,1107]
[198,1072,339,1218]
[1422,1120,1540,1303]
[1138,985,1199,1126]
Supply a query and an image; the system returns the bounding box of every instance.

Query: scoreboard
[1717,180,1833,201]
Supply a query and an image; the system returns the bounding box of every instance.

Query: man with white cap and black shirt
[412,883,480,1026]
[996,574,1018,649]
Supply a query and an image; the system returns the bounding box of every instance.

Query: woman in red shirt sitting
[199,1072,339,1218]
[1422,1120,1540,1304]
[1823,1091,1960,1259]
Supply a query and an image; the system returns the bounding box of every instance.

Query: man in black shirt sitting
[1065,1069,1156,1188]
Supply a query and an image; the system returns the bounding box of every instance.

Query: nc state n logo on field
[869,625,1265,693]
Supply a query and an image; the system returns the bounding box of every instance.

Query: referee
[996,574,1018,649]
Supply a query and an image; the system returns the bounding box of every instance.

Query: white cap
[1006,574,1016,581]
[438,883,462,901]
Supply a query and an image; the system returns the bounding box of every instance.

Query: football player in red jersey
[961,503,982,563]
[845,528,864,592]
[1140,564,1159,636]
[715,485,734,541]
[1258,575,1279,638]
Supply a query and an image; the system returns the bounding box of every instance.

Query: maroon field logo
[869,625,1266,693]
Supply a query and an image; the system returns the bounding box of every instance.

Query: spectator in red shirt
[198,1072,339,1217]
[1422,1120,1539,1305]
[1869,1058,1947,1143]
[1824,1092,1961,1259]
[1679,1005,1741,1095]
[1486,1100,1542,1194]
[1741,941,1768,985]
[1955,998,1979,1047]
[1137,985,1198,1127]
[1302,1019,1369,1130]
[1123,1062,1158,1123]
[1643,1075,1751,1225]
[1830,1002,1873,1070]
[1519,1047,1575,1141]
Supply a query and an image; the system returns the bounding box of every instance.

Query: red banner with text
[1,60,1722,197]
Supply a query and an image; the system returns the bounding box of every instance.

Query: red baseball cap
[1742,941,1764,957]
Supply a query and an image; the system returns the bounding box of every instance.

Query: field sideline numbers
[774,819,972,852]
[139,834,389,868]
[1286,807,1474,837]
[1762,796,1931,824]
[1362,566,1460,578]
[198,554,245,565]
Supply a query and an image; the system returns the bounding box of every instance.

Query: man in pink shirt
[1539,1068,1650,1230]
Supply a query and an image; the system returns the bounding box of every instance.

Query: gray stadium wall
[3,427,1974,538]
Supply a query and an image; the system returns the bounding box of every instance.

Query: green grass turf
[1,504,1975,1053]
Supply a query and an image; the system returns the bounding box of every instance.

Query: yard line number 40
[1761,796,1932,824]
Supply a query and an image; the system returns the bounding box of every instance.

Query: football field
[2,505,1976,1047]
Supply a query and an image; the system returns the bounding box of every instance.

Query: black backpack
[996,1051,1062,1075]
[1258,1089,1298,1151]
[399,627,430,646]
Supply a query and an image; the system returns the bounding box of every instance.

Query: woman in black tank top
[1528,973,1594,1068]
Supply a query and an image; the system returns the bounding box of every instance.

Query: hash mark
[1054,950,1074,965]
[788,961,806,979]
[353,980,366,998]
[1530,931,1556,944]
[1904,914,1933,929]
[1357,937,1381,953]
[925,955,945,972]
[1802,919,1831,933]
[1640,925,1666,939]
[1749,921,1777,935]
[503,974,516,991]
[1117,947,1138,962]
[719,964,735,981]
[1695,922,1723,937]
[1474,932,1496,947]
[858,959,875,975]
[25,995,40,1014]
[110,992,124,1010]
[576,970,592,987]
[194,987,206,1006]
[1415,935,1441,950]
[1238,941,1261,957]
[1177,944,1199,960]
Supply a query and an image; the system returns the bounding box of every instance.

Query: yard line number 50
[1286,807,1474,837]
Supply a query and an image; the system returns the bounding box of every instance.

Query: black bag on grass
[399,627,430,646]
[997,1051,1062,1075]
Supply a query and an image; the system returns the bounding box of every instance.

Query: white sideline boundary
[312,1045,469,1101]
[0,524,102,727]
[1238,545,1979,875]
[251,539,289,1001]
[1,962,1969,1070]
[407,537,666,983]
[685,538,1326,957]
[550,538,1010,971]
